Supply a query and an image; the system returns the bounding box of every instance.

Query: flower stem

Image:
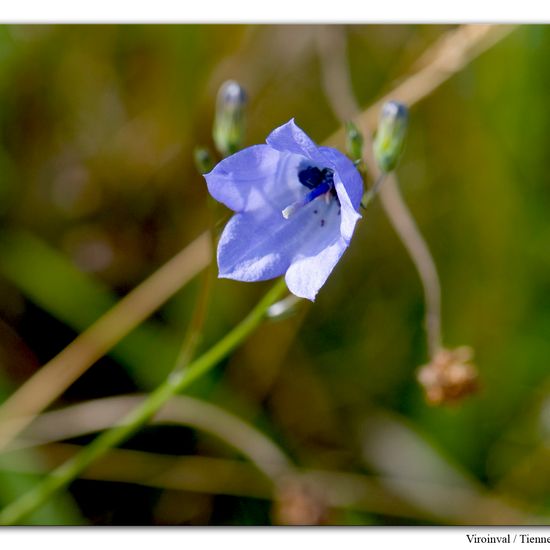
[362,171,442,357]
[361,173,387,209]
[378,174,442,357]
[0,278,287,525]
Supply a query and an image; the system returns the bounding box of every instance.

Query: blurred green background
[0,24,548,525]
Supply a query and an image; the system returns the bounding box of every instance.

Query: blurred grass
[0,374,83,524]
[0,24,549,524]
[0,229,180,388]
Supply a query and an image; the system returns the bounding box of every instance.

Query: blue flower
[204,119,363,301]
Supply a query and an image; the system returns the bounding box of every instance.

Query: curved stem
[9,394,293,481]
[378,175,442,357]
[0,278,287,526]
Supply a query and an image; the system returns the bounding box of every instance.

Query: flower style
[204,119,363,301]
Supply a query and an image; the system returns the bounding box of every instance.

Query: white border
[3,528,550,550]
[0,0,549,23]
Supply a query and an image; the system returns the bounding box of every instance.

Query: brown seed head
[417,346,478,405]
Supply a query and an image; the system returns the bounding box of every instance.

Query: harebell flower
[204,119,363,301]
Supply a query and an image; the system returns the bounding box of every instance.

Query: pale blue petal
[217,212,289,281]
[318,146,363,242]
[204,145,305,214]
[318,146,363,209]
[285,235,348,301]
[266,119,326,164]
[218,190,342,288]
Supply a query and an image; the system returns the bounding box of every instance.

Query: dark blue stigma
[298,166,334,190]
[282,165,338,219]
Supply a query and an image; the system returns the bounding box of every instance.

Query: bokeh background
[0,24,548,525]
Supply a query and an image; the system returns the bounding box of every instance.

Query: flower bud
[213,80,247,157]
[345,121,364,163]
[373,100,408,173]
[193,147,215,174]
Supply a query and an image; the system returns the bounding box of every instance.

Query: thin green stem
[361,173,387,209]
[171,200,218,374]
[0,278,287,525]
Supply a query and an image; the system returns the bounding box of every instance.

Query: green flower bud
[373,101,408,173]
[193,147,215,174]
[213,80,247,157]
[345,121,364,163]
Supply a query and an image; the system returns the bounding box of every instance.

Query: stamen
[282,180,332,219]
[282,202,303,219]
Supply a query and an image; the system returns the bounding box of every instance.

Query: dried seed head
[417,346,478,405]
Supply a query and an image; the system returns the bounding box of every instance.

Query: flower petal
[318,146,363,210]
[285,235,348,301]
[218,190,342,289]
[217,211,289,281]
[266,119,326,164]
[204,145,304,214]
[318,146,363,242]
